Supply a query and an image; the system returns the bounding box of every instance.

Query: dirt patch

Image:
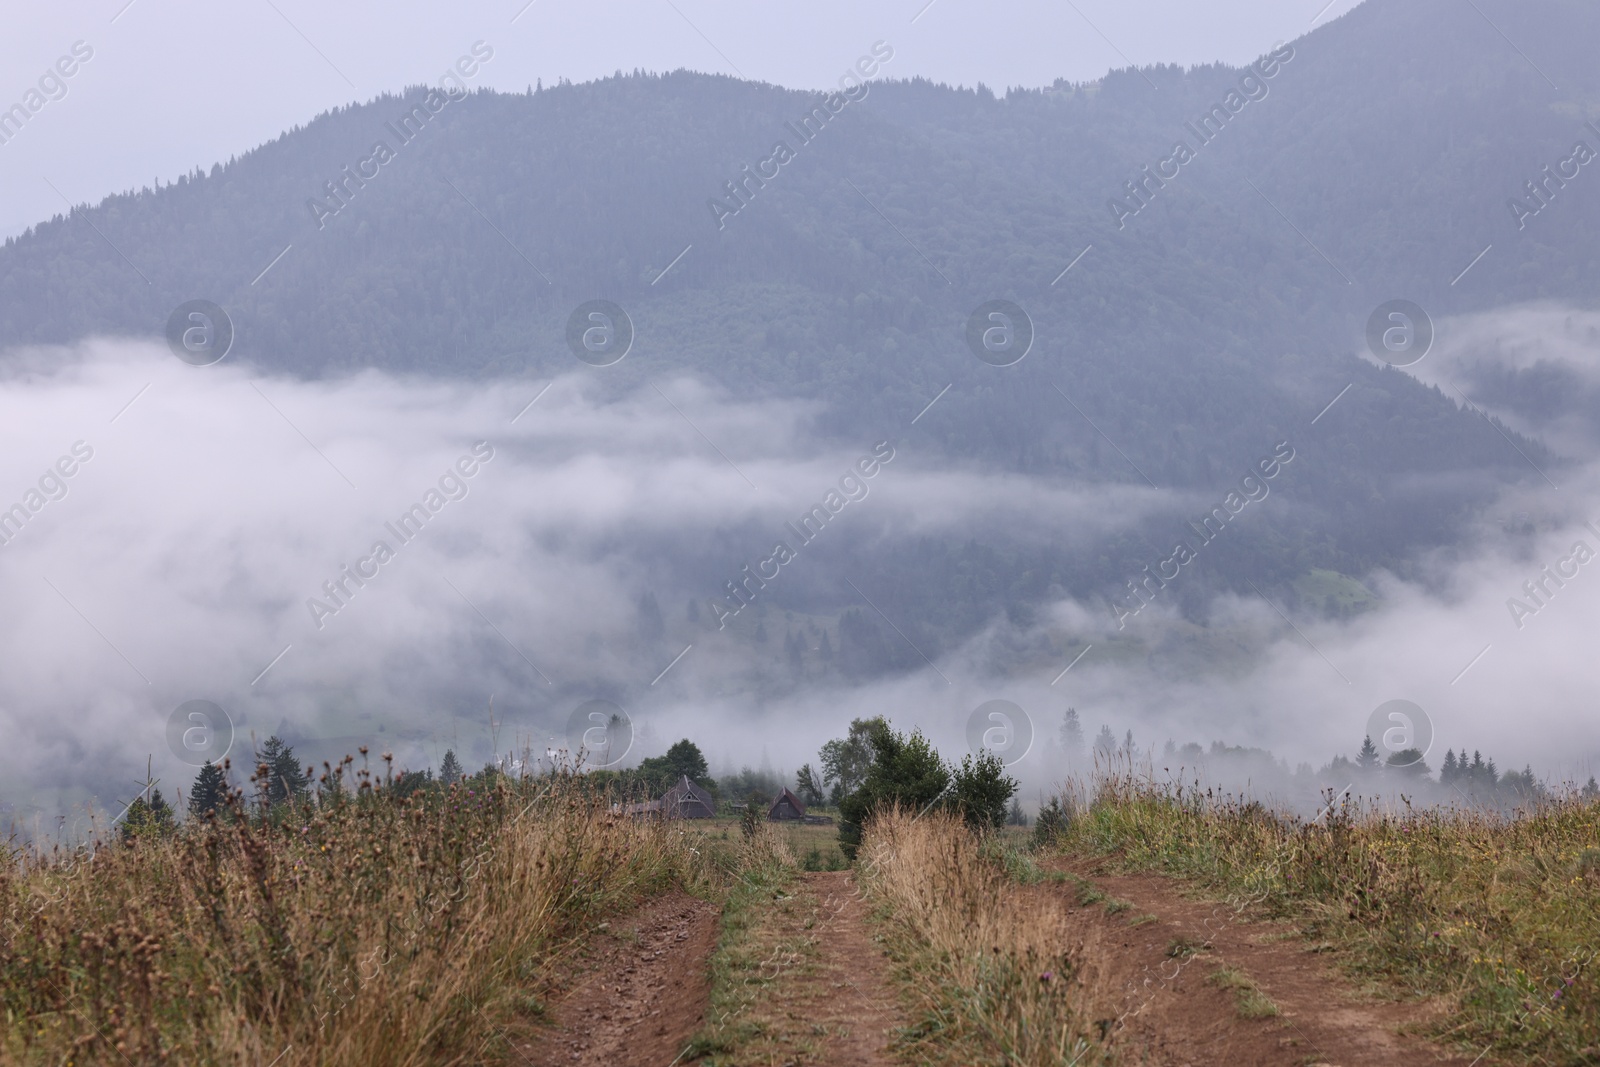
[779,870,904,1065]
[698,868,905,1066]
[517,891,718,1067]
[1050,859,1491,1066]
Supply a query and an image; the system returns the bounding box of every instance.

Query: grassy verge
[689,824,803,1065]
[1057,774,1600,1062]
[0,774,701,1065]
[859,808,1111,1067]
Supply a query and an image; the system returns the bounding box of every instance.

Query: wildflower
[1040,971,1054,982]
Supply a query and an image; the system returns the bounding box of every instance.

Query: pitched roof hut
[659,775,717,819]
[768,787,807,821]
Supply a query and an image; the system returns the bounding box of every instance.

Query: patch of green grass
[1208,966,1280,1019]
[1166,936,1205,959]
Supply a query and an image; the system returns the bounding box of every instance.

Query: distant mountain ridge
[0,0,1595,638]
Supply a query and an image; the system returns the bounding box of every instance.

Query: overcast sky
[0,0,1363,238]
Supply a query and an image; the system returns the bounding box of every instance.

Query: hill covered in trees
[1,0,1596,656]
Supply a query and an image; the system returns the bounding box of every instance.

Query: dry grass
[0,771,701,1066]
[858,807,1111,1067]
[1059,772,1600,1062]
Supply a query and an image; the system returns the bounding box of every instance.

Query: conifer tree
[818,630,833,661]
[257,735,309,808]
[1440,749,1459,785]
[1094,725,1117,756]
[438,749,464,786]
[1355,735,1380,770]
[188,761,228,818]
[1059,707,1085,765]
[121,789,175,841]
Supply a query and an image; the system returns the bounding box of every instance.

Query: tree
[838,721,949,859]
[439,749,464,786]
[663,739,710,783]
[188,761,228,818]
[1059,707,1084,765]
[819,717,882,805]
[1093,725,1116,758]
[256,735,309,808]
[637,591,665,640]
[1355,735,1380,771]
[121,789,175,841]
[795,762,825,806]
[636,739,714,793]
[1385,750,1430,779]
[949,750,1019,832]
[1032,794,1075,847]
[1006,796,1027,827]
[1440,749,1459,785]
[818,630,833,661]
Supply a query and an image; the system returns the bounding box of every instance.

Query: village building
[768,787,807,820]
[658,775,717,819]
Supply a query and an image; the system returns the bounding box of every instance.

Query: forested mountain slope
[1,0,1595,643]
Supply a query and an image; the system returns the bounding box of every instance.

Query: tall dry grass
[858,808,1111,1067]
[0,770,701,1066]
[1061,771,1600,1062]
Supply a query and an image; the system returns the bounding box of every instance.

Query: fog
[3,305,1599,830]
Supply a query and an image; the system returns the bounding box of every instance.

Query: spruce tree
[257,735,309,807]
[188,761,228,818]
[1355,735,1380,771]
[1059,708,1085,765]
[438,749,464,786]
[1094,725,1117,757]
[121,789,175,841]
[1440,749,1459,785]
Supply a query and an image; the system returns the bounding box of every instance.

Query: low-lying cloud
[6,318,1600,831]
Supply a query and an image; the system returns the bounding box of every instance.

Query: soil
[760,869,904,1066]
[515,891,719,1067]
[1050,858,1493,1067]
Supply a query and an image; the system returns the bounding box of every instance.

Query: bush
[1031,794,1076,848]
[838,721,949,859]
[948,751,1017,832]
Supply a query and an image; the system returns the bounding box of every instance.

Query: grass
[689,823,807,1065]
[1207,966,1280,1019]
[0,769,702,1066]
[1055,772,1600,1062]
[858,807,1112,1067]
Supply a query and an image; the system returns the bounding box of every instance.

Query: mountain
[1,0,1596,658]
